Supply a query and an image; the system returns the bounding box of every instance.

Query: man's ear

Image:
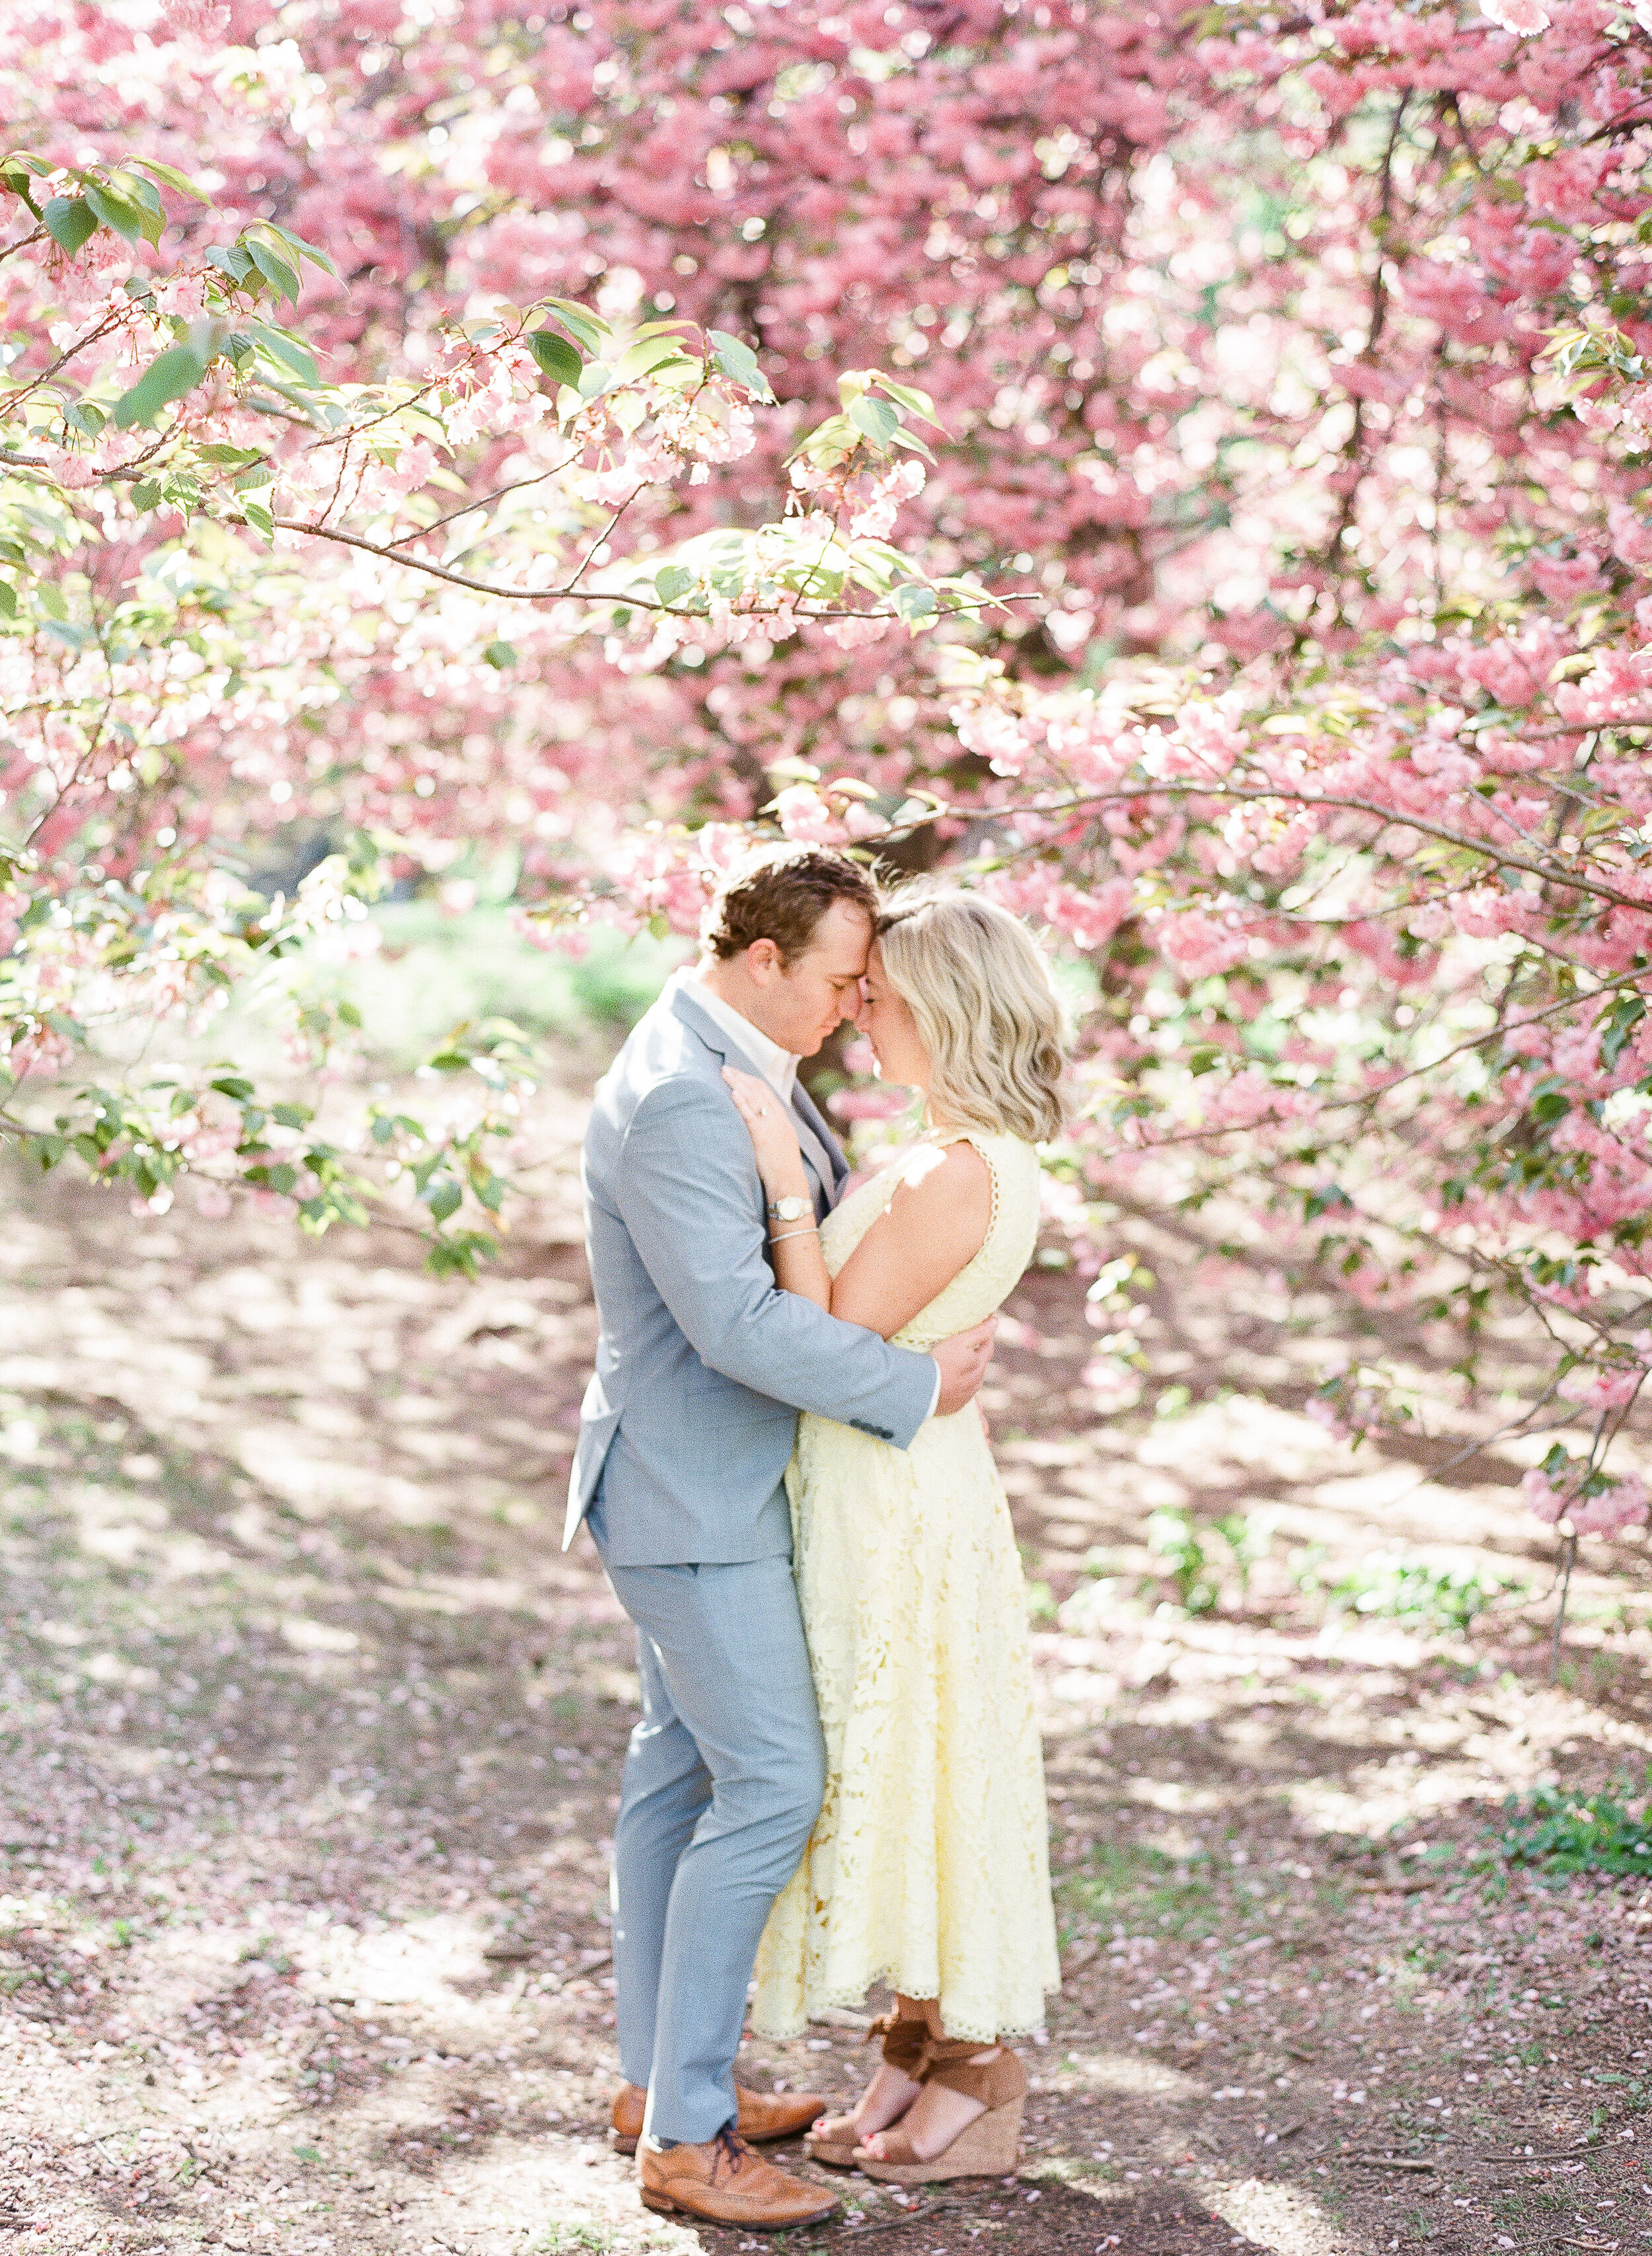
[746,937,782,985]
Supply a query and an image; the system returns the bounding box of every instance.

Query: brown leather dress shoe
[611,2080,826,2156]
[638,2124,839,2229]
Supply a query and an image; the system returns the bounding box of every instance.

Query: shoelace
[709,2123,747,2184]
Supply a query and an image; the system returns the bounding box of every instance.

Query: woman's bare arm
[721,1066,993,1337]
[828,1141,993,1340]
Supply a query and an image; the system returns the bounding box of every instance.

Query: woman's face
[854,942,930,1094]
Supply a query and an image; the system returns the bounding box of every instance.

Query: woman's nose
[853,991,872,1031]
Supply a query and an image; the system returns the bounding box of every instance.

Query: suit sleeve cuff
[926,1363,942,1421]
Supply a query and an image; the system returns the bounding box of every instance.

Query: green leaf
[0,161,42,217]
[42,196,96,254]
[1598,991,1647,1071]
[708,328,776,403]
[872,375,943,428]
[654,564,694,605]
[426,1051,470,1072]
[246,322,319,385]
[198,443,264,468]
[132,157,206,200]
[204,243,255,285]
[264,222,337,277]
[210,1074,255,1101]
[129,481,163,513]
[424,1177,463,1223]
[847,395,901,448]
[0,579,15,621]
[244,239,302,305]
[526,328,582,387]
[482,639,517,668]
[112,342,206,430]
[613,336,695,385]
[885,424,936,464]
[539,297,611,356]
[81,178,147,245]
[109,171,167,246]
[893,583,938,622]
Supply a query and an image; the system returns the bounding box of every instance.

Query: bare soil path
[1,1080,1649,2256]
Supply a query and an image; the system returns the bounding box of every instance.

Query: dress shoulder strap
[929,1128,1007,1244]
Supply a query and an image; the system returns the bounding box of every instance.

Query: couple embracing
[565,846,1067,2228]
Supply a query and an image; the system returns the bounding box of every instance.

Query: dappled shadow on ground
[685,2171,1284,2256]
[0,1084,1649,2255]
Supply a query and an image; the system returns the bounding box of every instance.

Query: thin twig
[1549,1529,1577,1681]
[380,455,582,549]
[0,222,46,266]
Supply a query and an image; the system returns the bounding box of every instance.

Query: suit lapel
[670,981,835,1210]
[790,1081,847,1209]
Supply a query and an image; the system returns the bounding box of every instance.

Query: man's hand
[932,1319,995,1418]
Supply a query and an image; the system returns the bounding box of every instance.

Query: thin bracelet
[769,1226,819,1244]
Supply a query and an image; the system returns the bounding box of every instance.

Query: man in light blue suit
[566,846,994,2230]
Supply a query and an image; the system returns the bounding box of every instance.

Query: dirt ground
[1,1068,1650,2256]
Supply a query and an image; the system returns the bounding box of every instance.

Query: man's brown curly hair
[702,845,879,967]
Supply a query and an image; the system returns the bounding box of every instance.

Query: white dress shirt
[674,967,800,1103]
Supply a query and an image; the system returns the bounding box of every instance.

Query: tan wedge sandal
[854,2041,1026,2185]
[804,2013,928,2168]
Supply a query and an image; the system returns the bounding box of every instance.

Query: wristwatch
[767,1195,812,1224]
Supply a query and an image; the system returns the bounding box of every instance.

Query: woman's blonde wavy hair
[874,884,1070,1145]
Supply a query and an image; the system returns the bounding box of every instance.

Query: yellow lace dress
[751,1129,1060,2045]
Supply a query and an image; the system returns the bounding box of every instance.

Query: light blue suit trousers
[595,1509,825,2145]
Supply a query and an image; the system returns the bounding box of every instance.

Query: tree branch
[268,512,1026,619]
[881,776,1652,915]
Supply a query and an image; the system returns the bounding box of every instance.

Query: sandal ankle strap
[865,2011,929,2076]
[914,2040,1027,2110]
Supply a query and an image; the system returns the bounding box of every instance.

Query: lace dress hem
[751,1970,1060,2045]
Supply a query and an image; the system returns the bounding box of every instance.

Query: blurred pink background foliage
[7,0,1652,1543]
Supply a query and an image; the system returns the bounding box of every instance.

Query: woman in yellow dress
[720,885,1065,2185]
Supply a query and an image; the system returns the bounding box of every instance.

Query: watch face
[776,1197,809,1221]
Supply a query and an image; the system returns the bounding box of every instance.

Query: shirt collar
[674,967,800,1103]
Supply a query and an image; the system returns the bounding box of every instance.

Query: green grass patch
[1324,1554,1524,1635]
[1493,1778,1652,1877]
[1057,1838,1220,1937]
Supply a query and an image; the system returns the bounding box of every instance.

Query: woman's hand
[722,1067,811,1200]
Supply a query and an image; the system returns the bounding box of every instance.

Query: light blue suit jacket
[565,981,938,1564]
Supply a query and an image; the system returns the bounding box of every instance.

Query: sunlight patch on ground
[1054,2047,1203,2098]
[1208,2175,1367,2254]
[299,1912,494,2008]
